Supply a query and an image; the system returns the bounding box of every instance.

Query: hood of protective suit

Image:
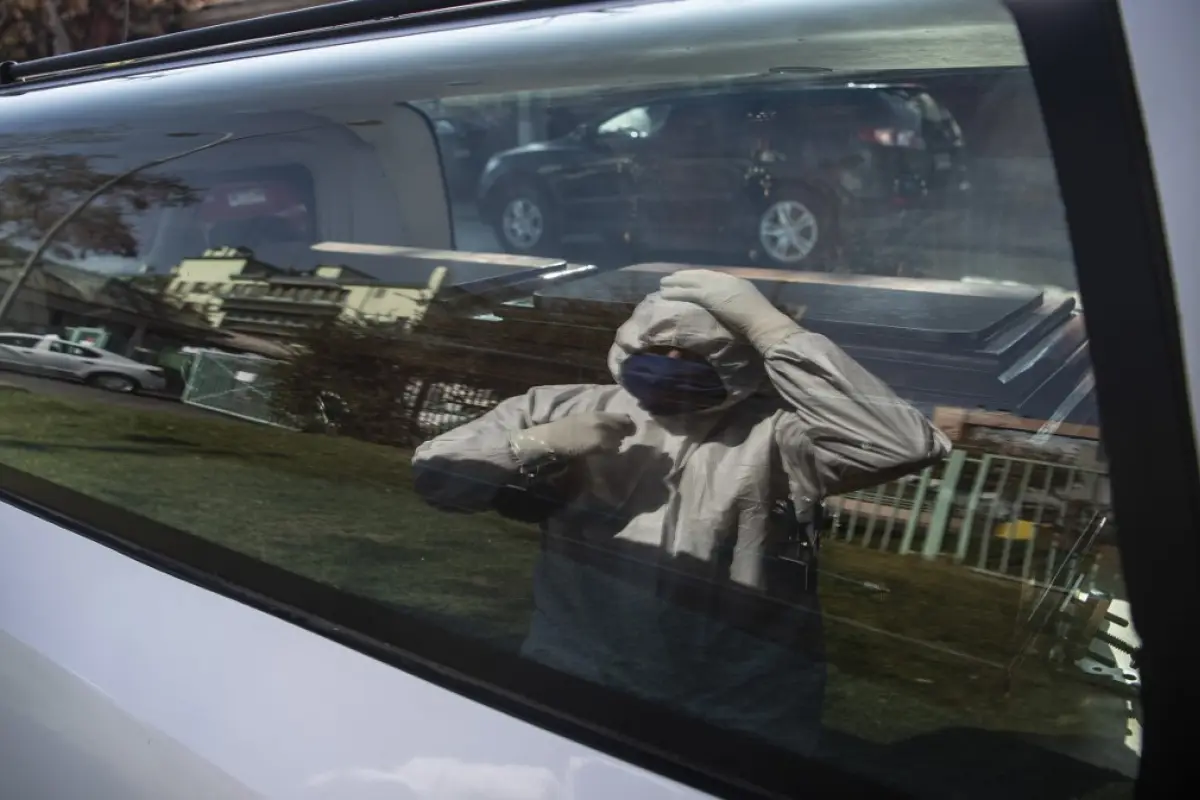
[608,292,765,408]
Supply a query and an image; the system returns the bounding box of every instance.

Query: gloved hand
[509,412,636,465]
[659,269,800,352]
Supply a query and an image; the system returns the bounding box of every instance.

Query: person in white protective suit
[412,269,950,755]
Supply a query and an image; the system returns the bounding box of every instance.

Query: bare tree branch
[42,0,74,56]
[0,132,234,324]
[0,124,327,325]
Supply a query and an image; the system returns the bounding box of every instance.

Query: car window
[881,87,965,140]
[596,104,672,139]
[47,341,98,357]
[781,90,880,124]
[0,1,1145,798]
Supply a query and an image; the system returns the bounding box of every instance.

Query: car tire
[87,372,139,394]
[750,187,835,270]
[491,180,561,257]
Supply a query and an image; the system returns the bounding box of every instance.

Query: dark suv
[478,82,969,268]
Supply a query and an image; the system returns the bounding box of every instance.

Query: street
[0,372,220,420]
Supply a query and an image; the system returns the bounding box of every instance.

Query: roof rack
[0,0,538,86]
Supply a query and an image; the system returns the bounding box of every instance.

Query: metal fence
[828,450,1111,585]
[181,349,293,428]
[394,385,1114,591]
[181,355,509,439]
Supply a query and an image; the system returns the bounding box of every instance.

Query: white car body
[0,333,168,393]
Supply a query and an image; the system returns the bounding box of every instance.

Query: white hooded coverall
[413,281,950,755]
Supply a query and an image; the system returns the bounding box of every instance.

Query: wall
[166,257,249,327]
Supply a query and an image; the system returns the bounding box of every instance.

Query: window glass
[0,1,1136,798]
[596,104,672,139]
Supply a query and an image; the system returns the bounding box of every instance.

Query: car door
[0,335,49,375]
[550,103,667,238]
[630,96,755,254]
[41,341,101,380]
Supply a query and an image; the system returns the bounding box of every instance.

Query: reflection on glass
[0,0,1137,798]
[414,269,952,756]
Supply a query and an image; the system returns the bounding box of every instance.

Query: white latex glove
[509,412,635,465]
[659,269,800,352]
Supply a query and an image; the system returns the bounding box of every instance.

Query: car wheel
[87,372,138,394]
[752,189,833,269]
[493,182,560,256]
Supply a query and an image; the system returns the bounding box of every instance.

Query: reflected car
[0,333,168,394]
[478,81,970,268]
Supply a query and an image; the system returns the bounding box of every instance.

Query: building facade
[167,247,446,339]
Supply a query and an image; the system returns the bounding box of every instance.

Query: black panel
[537,269,1041,344]
[1005,1,1200,797]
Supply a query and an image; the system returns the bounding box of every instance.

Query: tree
[0,132,243,323]
[0,1,215,61]
[0,150,196,262]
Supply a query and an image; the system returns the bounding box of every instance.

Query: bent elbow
[924,424,953,462]
[859,420,952,486]
[893,422,952,476]
[409,446,514,514]
[410,448,466,512]
[409,455,439,503]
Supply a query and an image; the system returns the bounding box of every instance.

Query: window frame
[46,341,97,358]
[0,0,1190,797]
[1006,0,1200,795]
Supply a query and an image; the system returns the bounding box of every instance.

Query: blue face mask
[619,353,728,416]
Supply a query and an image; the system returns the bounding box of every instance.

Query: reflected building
[166,247,447,339]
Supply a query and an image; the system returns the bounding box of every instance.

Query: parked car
[478,81,970,267]
[0,333,168,394]
[434,117,489,202]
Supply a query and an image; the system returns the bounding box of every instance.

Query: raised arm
[660,270,949,497]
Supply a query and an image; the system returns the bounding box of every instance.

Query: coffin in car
[433,259,1097,429]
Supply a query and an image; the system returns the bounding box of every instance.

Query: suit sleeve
[411,384,597,513]
[766,329,951,499]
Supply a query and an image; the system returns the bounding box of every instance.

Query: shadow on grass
[266,532,534,651]
[120,433,200,447]
[0,437,289,460]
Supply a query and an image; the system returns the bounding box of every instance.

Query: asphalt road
[0,372,222,421]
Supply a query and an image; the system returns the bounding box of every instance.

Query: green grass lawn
[0,387,1132,751]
